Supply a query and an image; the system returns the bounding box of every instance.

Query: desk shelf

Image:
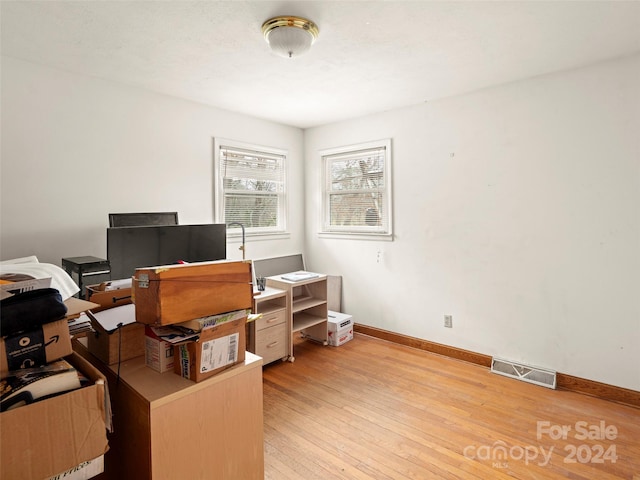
[292,312,326,333]
[266,273,328,362]
[292,295,326,313]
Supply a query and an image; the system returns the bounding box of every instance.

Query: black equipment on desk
[107,224,227,280]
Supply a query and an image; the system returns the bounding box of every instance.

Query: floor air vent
[491,358,557,389]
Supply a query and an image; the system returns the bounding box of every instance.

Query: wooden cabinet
[73,340,264,480]
[265,273,328,362]
[249,287,289,365]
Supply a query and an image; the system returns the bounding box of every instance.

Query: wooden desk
[73,340,264,480]
[249,286,290,364]
[266,273,328,361]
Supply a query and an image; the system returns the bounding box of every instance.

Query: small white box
[144,326,175,373]
[327,311,353,346]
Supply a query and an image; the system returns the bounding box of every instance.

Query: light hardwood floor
[262,333,640,480]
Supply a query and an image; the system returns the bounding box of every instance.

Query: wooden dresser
[73,339,264,480]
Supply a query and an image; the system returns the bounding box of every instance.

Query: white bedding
[0,257,80,300]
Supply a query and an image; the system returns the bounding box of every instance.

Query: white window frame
[319,139,393,240]
[213,138,288,239]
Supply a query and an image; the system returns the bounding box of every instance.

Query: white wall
[2,54,638,391]
[304,54,640,390]
[0,56,305,265]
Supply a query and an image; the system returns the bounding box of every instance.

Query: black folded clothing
[0,288,67,337]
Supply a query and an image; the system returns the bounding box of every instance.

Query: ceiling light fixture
[262,16,319,59]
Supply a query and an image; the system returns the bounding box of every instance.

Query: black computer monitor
[108,212,178,227]
[107,224,226,280]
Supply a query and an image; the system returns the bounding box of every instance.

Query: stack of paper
[281,271,319,282]
[67,312,94,337]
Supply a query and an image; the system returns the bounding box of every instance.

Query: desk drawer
[255,309,286,332]
[255,324,287,364]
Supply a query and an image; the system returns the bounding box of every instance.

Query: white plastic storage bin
[327,311,353,346]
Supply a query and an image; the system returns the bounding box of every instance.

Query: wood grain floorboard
[262,333,640,479]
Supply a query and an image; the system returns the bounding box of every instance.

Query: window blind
[323,143,391,235]
[219,145,285,231]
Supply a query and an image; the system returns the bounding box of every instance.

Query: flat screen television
[107,224,227,280]
[108,212,178,227]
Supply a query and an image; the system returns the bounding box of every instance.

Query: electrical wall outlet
[444,315,453,328]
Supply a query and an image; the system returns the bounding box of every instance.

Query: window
[321,139,392,238]
[214,139,287,236]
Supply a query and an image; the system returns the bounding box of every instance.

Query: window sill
[317,232,394,242]
[227,232,291,243]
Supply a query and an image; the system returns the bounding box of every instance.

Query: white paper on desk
[281,271,319,282]
[67,311,91,327]
[88,303,136,333]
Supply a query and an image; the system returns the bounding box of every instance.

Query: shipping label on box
[144,326,174,373]
[174,316,246,382]
[201,333,239,372]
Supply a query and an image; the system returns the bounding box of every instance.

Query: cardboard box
[0,297,99,377]
[85,283,132,312]
[327,311,353,347]
[1,318,72,376]
[174,315,246,382]
[145,326,174,373]
[1,352,109,480]
[47,456,104,480]
[63,297,101,320]
[87,319,145,365]
[133,260,253,326]
[85,303,144,365]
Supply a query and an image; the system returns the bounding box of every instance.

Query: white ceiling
[2,1,639,129]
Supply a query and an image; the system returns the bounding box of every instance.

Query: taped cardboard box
[86,304,145,365]
[174,315,246,382]
[0,352,110,480]
[0,318,72,376]
[0,297,99,376]
[133,260,253,326]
